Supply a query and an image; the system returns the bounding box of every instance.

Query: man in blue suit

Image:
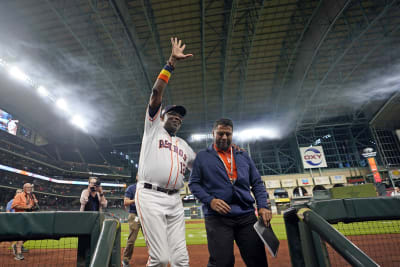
[189,118,272,267]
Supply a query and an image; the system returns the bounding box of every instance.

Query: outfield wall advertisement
[299,146,328,169]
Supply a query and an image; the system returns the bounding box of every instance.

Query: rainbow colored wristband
[158,65,173,83]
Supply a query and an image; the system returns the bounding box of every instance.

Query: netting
[0,238,77,267]
[323,220,400,267]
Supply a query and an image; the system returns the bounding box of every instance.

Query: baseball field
[2,216,399,266]
[18,215,400,249]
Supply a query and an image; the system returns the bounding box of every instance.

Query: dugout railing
[284,197,400,267]
[0,211,121,267]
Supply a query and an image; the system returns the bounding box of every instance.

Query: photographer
[11,183,39,260]
[80,177,107,212]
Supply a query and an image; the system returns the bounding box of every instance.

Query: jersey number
[180,162,186,175]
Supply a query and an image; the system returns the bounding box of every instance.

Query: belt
[143,183,180,195]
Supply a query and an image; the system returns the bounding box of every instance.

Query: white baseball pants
[136,184,189,267]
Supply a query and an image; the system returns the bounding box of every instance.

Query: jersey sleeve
[144,105,162,135]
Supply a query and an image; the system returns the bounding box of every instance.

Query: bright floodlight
[56,98,68,111]
[237,128,279,142]
[9,66,29,82]
[191,133,212,142]
[71,115,86,130]
[37,86,49,97]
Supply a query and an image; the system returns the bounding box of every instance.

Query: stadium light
[71,115,86,130]
[9,66,29,82]
[56,98,68,111]
[191,133,212,142]
[237,128,279,141]
[37,86,49,97]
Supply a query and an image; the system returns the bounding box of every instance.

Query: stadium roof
[0,0,399,145]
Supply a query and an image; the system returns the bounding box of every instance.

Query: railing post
[283,208,306,267]
[89,219,119,267]
[110,222,121,267]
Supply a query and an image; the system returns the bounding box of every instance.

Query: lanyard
[217,148,234,178]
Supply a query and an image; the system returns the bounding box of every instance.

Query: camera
[90,179,101,192]
[26,204,40,212]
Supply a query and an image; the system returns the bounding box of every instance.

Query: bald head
[23,183,33,193]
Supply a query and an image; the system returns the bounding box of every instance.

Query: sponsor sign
[275,198,290,203]
[367,157,378,172]
[281,179,297,187]
[389,169,400,179]
[299,146,327,169]
[266,180,281,189]
[362,147,377,158]
[373,172,382,183]
[314,176,330,185]
[366,157,381,183]
[297,178,314,186]
[330,175,346,184]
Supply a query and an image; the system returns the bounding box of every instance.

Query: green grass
[332,220,400,235]
[21,216,400,249]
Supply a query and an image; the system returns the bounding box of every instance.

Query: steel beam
[140,0,172,104]
[44,0,131,107]
[201,0,208,129]
[237,0,265,120]
[220,0,238,117]
[86,0,148,104]
[110,0,152,93]
[273,0,352,122]
[296,0,398,130]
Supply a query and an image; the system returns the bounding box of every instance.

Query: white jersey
[138,106,196,189]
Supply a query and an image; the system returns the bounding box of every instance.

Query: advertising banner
[281,179,297,187]
[299,146,327,169]
[297,178,314,186]
[265,180,281,189]
[314,176,330,185]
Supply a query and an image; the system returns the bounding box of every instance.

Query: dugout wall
[0,211,121,267]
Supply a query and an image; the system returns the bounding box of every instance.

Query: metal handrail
[297,208,379,267]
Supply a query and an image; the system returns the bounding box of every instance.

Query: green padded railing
[0,211,104,267]
[284,197,400,267]
[90,219,121,267]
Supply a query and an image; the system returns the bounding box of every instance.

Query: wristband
[100,193,104,197]
[157,65,173,83]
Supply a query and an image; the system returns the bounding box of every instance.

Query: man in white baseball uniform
[135,37,195,267]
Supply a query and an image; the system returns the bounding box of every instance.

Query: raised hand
[170,37,193,61]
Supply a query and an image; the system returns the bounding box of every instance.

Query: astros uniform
[136,106,195,267]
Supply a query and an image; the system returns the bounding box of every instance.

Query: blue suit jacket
[189,145,269,217]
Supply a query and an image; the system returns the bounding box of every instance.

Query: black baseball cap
[161,105,186,117]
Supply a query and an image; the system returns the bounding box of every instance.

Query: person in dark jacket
[189,118,272,267]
